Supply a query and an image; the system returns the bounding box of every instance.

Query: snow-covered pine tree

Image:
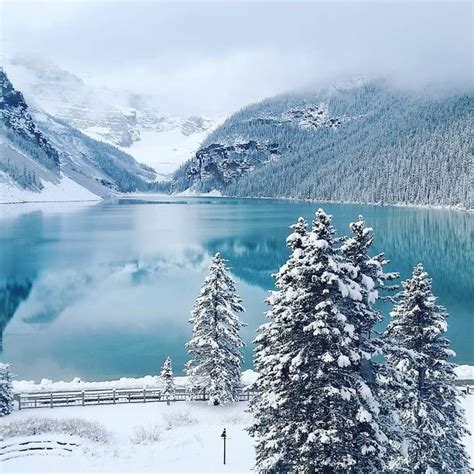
[160,356,175,402]
[0,363,14,416]
[340,215,398,350]
[384,264,470,473]
[185,253,245,405]
[249,209,388,472]
[340,215,405,466]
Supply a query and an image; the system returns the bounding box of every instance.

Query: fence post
[50,393,53,409]
[203,387,206,401]
[143,388,146,403]
[18,395,21,411]
[82,391,85,406]
[113,389,116,404]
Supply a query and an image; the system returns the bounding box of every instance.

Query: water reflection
[0,280,32,351]
[0,198,472,381]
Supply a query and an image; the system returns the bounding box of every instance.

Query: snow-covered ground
[0,174,100,204]
[1,402,254,472]
[1,396,473,472]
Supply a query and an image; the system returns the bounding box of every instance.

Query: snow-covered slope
[0,174,99,203]
[0,68,159,203]
[117,115,224,175]
[6,55,223,175]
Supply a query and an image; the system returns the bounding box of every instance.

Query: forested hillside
[173,82,472,208]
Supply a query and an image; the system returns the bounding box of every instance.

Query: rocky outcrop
[0,68,60,171]
[176,141,279,192]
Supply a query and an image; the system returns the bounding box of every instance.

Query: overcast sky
[1,1,472,114]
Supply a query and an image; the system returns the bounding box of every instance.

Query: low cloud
[2,1,472,114]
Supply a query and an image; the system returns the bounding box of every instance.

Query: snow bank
[0,174,100,204]
[12,367,471,394]
[177,188,223,197]
[13,371,261,394]
[455,365,474,381]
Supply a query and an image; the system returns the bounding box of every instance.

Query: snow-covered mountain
[0,68,158,203]
[5,55,223,176]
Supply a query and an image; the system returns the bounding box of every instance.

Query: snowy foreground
[1,402,253,472]
[1,396,473,473]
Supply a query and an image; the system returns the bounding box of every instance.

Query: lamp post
[221,428,227,465]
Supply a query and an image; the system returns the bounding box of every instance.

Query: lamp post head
[221,428,227,438]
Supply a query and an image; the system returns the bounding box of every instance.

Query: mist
[1,1,472,114]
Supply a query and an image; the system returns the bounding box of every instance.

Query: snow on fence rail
[15,382,472,411]
[16,387,258,410]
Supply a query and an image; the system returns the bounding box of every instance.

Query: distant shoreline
[0,191,471,212]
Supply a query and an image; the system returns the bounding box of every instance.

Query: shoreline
[13,366,473,394]
[1,190,471,211]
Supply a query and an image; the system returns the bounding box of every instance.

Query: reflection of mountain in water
[371,209,473,297]
[10,250,208,330]
[0,280,33,351]
[204,209,473,305]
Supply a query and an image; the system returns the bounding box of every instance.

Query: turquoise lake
[0,196,472,381]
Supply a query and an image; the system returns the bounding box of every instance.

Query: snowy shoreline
[12,367,473,394]
[1,189,471,211]
[201,192,471,212]
[12,370,260,395]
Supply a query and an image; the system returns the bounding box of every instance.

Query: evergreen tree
[341,215,404,468]
[384,264,470,473]
[185,253,245,405]
[160,356,175,401]
[0,363,14,416]
[249,209,388,472]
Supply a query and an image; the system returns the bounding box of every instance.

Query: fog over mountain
[2,1,472,115]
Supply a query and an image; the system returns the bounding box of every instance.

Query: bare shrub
[130,422,163,444]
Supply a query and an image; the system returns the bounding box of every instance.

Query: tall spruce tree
[0,363,14,416]
[185,253,245,405]
[160,356,175,401]
[249,209,389,472]
[384,264,470,473]
[340,215,398,350]
[340,215,404,469]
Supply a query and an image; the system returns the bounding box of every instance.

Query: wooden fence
[16,387,257,410]
[15,381,472,411]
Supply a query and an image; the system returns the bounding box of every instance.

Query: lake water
[0,196,472,381]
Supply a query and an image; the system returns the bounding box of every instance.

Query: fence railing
[16,387,257,410]
[15,381,472,411]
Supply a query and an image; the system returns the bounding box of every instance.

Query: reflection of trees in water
[0,280,32,352]
[205,209,473,302]
[205,236,289,289]
[371,209,473,297]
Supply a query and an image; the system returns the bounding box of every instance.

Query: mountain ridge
[5,55,222,175]
[0,68,161,202]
